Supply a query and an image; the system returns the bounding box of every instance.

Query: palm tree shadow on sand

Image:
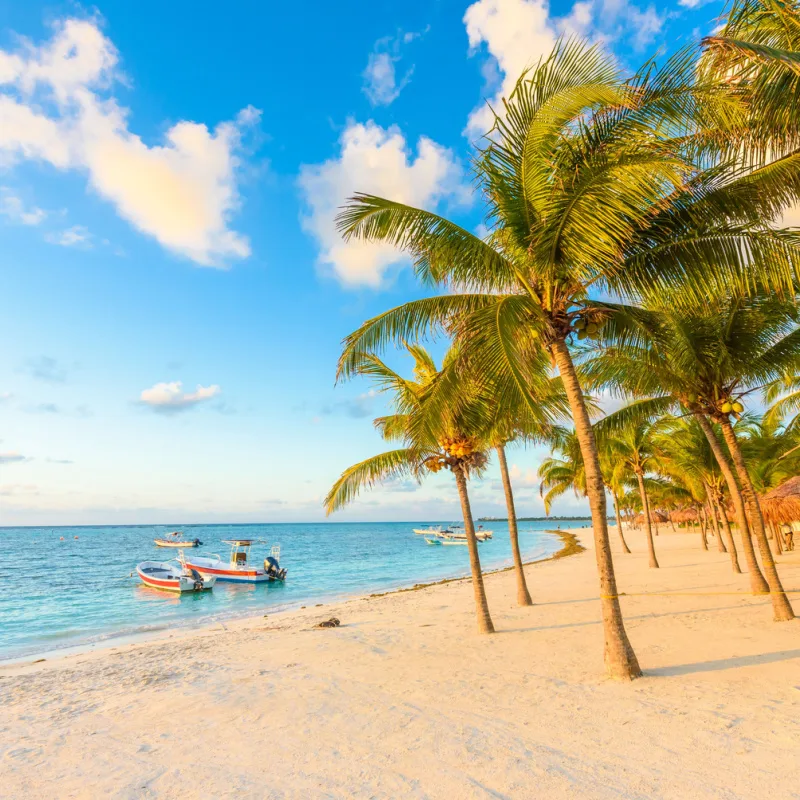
[649,648,800,677]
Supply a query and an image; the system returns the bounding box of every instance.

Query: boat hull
[183,557,272,583]
[154,539,200,548]
[136,563,216,593]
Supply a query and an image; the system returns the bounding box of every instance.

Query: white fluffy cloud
[298,121,468,287]
[463,0,665,138]
[139,381,221,412]
[0,18,258,266]
[0,187,46,225]
[464,0,557,138]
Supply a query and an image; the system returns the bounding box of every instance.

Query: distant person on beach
[783,525,794,551]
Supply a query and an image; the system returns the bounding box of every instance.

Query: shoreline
[3,526,799,798]
[0,528,581,669]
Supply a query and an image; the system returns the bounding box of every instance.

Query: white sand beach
[1,527,799,799]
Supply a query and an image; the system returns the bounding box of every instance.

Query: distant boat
[184,540,287,583]
[136,559,216,593]
[154,531,202,548]
[413,525,452,535]
[424,537,442,546]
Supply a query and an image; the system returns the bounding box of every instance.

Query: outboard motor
[264,556,287,581]
[189,567,205,590]
[194,538,203,546]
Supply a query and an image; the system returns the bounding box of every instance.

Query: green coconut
[577,330,588,341]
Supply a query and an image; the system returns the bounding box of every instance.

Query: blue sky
[0,0,724,525]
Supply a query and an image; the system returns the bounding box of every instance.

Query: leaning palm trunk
[551,339,641,679]
[718,419,795,621]
[713,494,742,574]
[612,491,632,554]
[704,495,726,553]
[635,472,660,568]
[694,413,768,593]
[496,444,533,606]
[453,466,495,634]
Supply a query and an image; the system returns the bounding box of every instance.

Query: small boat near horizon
[136,559,216,593]
[413,525,453,535]
[184,540,287,583]
[154,531,202,548]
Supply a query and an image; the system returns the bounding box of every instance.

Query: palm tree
[703,0,800,155]
[652,416,742,571]
[335,40,800,676]
[596,416,660,568]
[324,345,495,633]
[494,443,533,606]
[581,296,797,619]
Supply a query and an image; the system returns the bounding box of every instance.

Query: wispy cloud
[0,451,29,464]
[0,483,38,496]
[139,381,222,413]
[45,224,92,248]
[24,402,60,414]
[0,187,46,225]
[21,356,68,383]
[0,18,259,266]
[362,28,427,106]
[321,389,379,419]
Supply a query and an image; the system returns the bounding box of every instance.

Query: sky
[0,0,727,526]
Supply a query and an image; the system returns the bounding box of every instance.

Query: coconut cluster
[573,317,602,341]
[686,393,744,417]
[424,438,487,473]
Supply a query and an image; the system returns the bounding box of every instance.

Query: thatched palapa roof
[671,508,698,523]
[761,476,800,524]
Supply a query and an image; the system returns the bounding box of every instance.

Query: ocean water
[0,520,586,661]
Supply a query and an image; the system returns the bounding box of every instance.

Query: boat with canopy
[184,540,287,583]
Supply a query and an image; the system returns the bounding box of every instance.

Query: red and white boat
[184,540,287,583]
[136,559,217,592]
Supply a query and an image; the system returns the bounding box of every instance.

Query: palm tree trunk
[705,496,726,553]
[453,466,495,633]
[699,507,709,550]
[495,444,533,606]
[718,419,794,621]
[635,471,659,568]
[612,491,632,554]
[551,338,641,680]
[713,494,742,574]
[694,412,768,593]
[698,506,709,551]
[771,521,784,555]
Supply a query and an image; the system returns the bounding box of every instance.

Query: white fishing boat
[184,540,287,583]
[154,531,202,548]
[440,525,492,542]
[136,559,216,592]
[413,525,452,535]
[424,536,442,546]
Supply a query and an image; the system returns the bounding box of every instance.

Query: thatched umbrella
[761,476,800,525]
[671,508,698,524]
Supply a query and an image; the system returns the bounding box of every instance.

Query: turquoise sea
[0,520,586,661]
